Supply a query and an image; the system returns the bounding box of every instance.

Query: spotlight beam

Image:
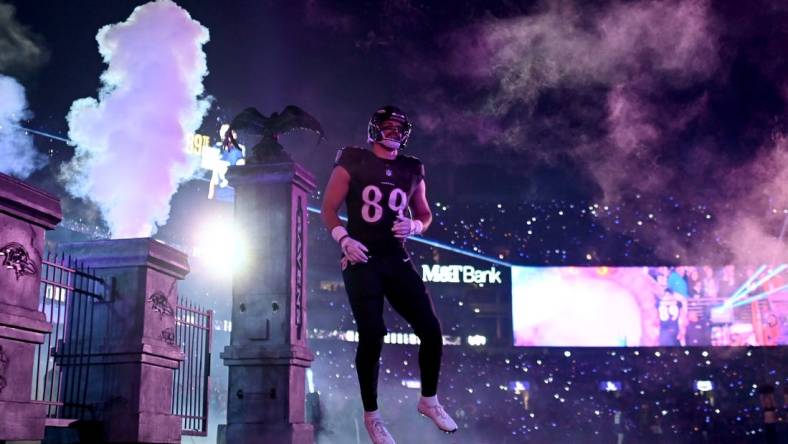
[724,265,767,306]
[14,125,72,143]
[730,283,788,308]
[741,264,787,297]
[726,264,787,306]
[306,206,513,268]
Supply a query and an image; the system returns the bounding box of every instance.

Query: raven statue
[223,106,325,163]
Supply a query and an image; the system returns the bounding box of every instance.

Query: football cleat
[364,414,396,444]
[417,399,458,433]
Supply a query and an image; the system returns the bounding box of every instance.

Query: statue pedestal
[219,161,316,444]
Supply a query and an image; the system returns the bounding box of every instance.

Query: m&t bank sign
[421,265,502,285]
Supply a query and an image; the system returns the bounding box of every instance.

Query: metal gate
[172,296,213,436]
[34,251,213,435]
[32,252,107,423]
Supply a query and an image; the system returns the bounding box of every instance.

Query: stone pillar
[219,161,316,444]
[59,238,188,443]
[0,173,61,440]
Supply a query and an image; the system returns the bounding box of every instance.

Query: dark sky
[4,0,787,262]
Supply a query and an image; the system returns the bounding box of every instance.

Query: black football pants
[341,251,443,412]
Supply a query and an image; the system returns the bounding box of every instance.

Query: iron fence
[32,252,107,421]
[34,251,212,435]
[172,296,213,436]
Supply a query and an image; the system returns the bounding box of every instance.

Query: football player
[656,288,688,346]
[321,106,457,444]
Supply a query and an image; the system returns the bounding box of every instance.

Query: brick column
[219,161,316,444]
[0,173,61,440]
[59,238,188,443]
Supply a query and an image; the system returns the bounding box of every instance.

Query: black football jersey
[334,146,425,253]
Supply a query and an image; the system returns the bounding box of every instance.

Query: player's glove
[331,226,369,264]
[392,214,424,239]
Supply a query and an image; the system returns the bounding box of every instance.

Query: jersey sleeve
[414,158,425,182]
[334,147,360,174]
[402,155,424,182]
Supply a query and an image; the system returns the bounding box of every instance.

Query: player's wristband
[412,220,424,235]
[331,226,349,243]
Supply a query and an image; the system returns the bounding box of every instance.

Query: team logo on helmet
[367,105,413,148]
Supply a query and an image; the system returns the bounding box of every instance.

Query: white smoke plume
[0,74,46,178]
[61,0,210,239]
[0,1,48,179]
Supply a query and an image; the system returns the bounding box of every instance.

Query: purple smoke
[423,0,786,263]
[60,0,210,239]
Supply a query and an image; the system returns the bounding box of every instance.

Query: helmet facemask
[368,106,412,149]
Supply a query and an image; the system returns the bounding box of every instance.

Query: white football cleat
[364,414,396,444]
[417,399,458,433]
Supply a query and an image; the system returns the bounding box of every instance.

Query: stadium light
[695,380,713,392]
[599,381,622,392]
[344,330,356,342]
[306,368,315,393]
[401,379,421,389]
[467,335,487,346]
[508,381,530,394]
[192,216,248,278]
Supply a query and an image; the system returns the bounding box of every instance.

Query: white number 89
[361,185,407,223]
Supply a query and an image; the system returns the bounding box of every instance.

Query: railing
[32,252,107,422]
[172,296,213,436]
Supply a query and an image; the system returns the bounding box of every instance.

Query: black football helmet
[367,105,413,148]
